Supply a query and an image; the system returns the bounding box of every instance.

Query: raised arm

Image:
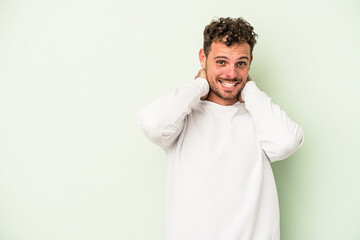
[137,75,209,151]
[241,79,304,162]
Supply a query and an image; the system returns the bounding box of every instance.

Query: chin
[215,90,239,101]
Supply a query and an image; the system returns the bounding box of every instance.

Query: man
[138,17,304,240]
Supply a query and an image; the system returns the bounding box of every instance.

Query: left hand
[238,75,252,103]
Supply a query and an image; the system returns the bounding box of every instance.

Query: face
[199,41,253,106]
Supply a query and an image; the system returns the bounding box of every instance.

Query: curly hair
[203,17,258,56]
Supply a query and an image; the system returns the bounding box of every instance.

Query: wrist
[193,77,210,98]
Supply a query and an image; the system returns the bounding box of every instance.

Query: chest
[173,108,260,170]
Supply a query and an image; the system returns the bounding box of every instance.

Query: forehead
[209,41,251,59]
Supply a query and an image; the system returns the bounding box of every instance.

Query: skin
[196,41,253,105]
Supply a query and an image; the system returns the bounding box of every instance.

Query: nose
[224,65,237,79]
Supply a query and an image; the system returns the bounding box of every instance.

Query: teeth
[221,81,236,87]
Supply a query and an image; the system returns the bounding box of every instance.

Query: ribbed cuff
[194,77,210,97]
[241,81,258,101]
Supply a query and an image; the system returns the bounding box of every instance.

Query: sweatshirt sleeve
[137,78,209,151]
[241,81,304,162]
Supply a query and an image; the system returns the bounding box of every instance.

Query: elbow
[265,129,304,162]
[137,108,183,150]
[277,135,303,159]
[137,110,162,145]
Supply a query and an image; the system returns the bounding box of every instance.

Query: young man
[138,17,304,240]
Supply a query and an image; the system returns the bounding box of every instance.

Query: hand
[195,69,209,100]
[238,75,252,103]
[246,75,252,82]
[195,68,207,80]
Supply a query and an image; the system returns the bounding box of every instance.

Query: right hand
[195,68,207,80]
[195,69,209,100]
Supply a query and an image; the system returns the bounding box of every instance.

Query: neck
[206,91,238,106]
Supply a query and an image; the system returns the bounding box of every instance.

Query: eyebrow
[213,56,250,61]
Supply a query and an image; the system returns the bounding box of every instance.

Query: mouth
[218,79,240,90]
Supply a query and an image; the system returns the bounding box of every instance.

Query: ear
[199,48,207,68]
[249,54,253,69]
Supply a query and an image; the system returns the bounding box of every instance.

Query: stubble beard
[205,62,244,102]
[213,77,243,100]
[207,73,244,101]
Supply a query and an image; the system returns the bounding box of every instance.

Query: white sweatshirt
[137,78,304,240]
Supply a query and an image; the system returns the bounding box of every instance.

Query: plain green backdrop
[0,0,359,239]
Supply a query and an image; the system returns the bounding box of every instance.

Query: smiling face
[199,41,253,106]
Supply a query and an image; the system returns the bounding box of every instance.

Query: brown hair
[203,17,258,56]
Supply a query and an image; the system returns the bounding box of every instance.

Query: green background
[0,0,359,239]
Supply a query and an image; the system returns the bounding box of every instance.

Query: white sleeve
[241,81,304,162]
[137,78,209,151]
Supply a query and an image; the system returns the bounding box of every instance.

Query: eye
[237,62,246,66]
[216,60,226,65]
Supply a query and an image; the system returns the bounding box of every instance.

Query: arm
[241,80,304,162]
[137,77,209,151]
